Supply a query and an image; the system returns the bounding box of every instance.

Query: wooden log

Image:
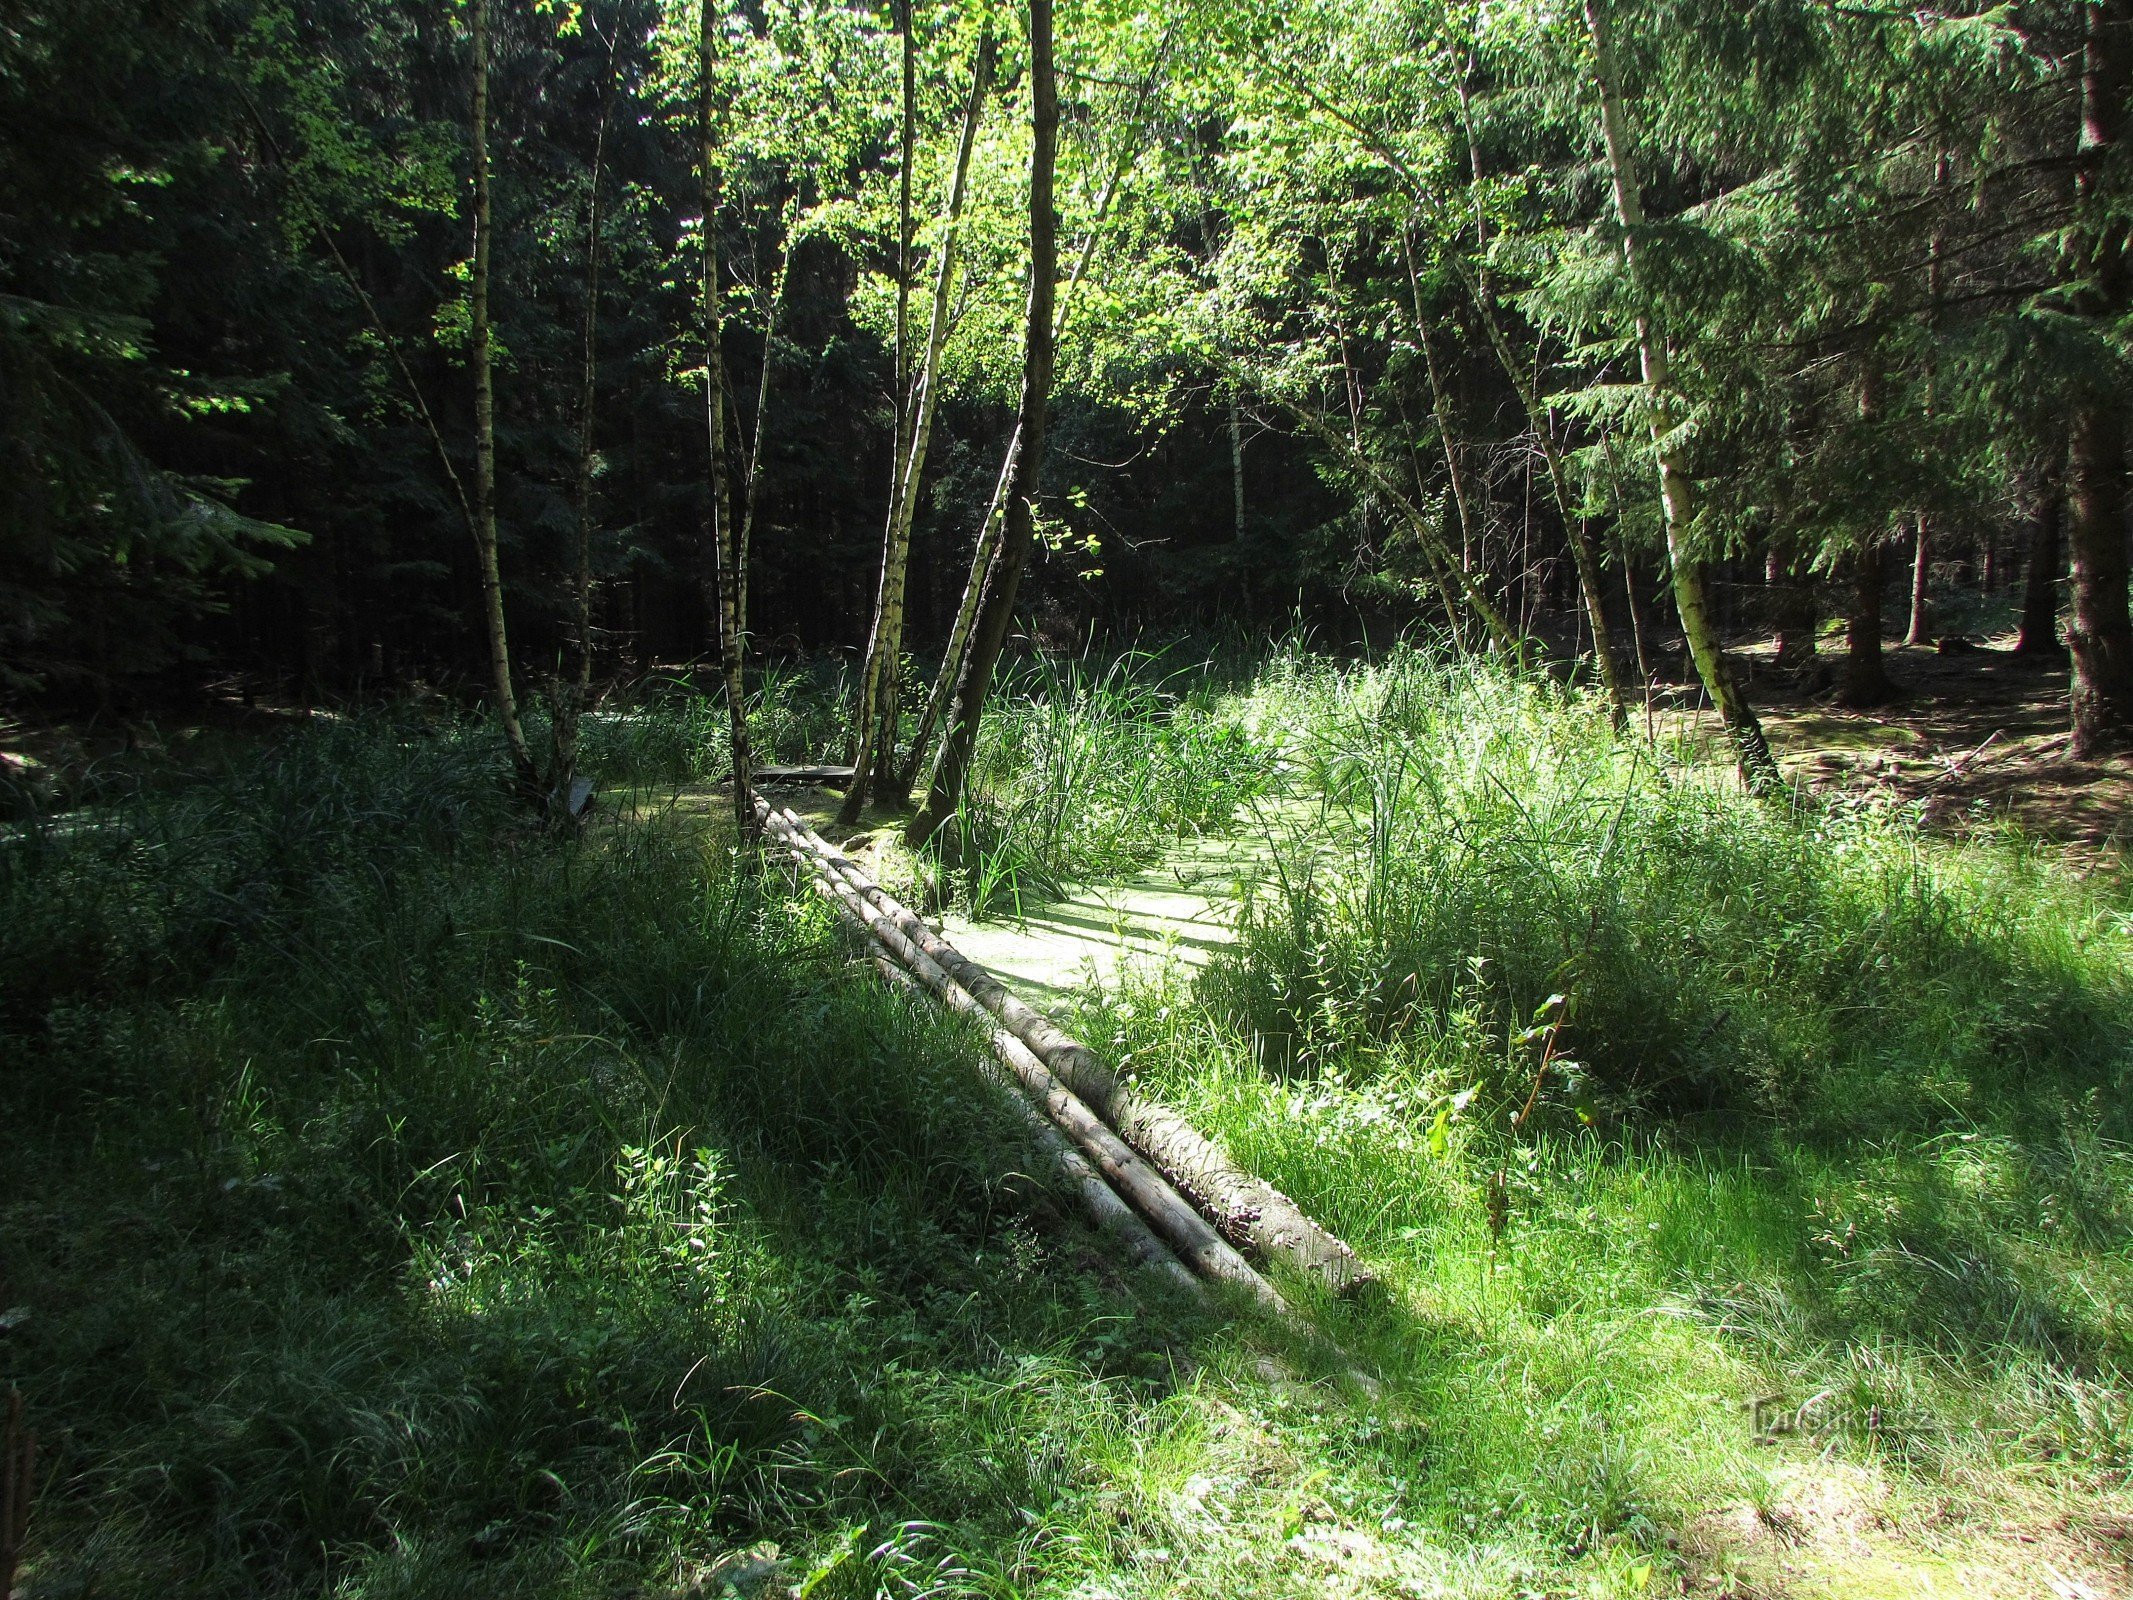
[767,813,1198,1296]
[868,954,1203,1299]
[759,805,1279,1308]
[770,805,1371,1295]
[767,810,1388,1397]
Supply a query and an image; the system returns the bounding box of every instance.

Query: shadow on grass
[0,763,1246,1599]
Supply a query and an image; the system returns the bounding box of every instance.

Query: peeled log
[759,804,1276,1306]
[869,954,1203,1299]
[769,805,1371,1295]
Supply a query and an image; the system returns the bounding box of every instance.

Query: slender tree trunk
[900,434,1015,797]
[907,0,1057,849]
[551,14,619,816]
[1229,393,1245,542]
[1904,517,1932,646]
[1286,400,1518,648]
[1418,331,1482,595]
[847,1,917,772]
[1906,152,1949,652]
[1584,0,1779,791]
[1842,529,1894,706]
[893,0,916,475]
[844,34,995,822]
[2069,0,2133,753]
[1621,542,1654,683]
[1541,419,1629,722]
[469,0,536,790]
[701,0,753,835]
[896,83,1162,801]
[1600,432,1656,686]
[737,194,797,647]
[2017,473,2066,656]
[1440,252,1627,718]
[1407,282,1478,579]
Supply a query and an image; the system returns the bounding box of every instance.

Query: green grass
[0,716,1238,1598]
[943,650,1277,917]
[5,648,2131,1598]
[1063,643,2133,1584]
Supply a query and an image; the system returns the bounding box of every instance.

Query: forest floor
[1703,636,2130,861]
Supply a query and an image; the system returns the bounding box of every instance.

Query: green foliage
[0,716,1208,1598]
[1197,646,2133,1126]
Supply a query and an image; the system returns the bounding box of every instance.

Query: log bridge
[753,799,1370,1311]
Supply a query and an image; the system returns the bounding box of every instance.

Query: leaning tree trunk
[736,192,797,647]
[469,0,537,792]
[843,34,995,823]
[2017,472,2065,656]
[907,0,1057,849]
[742,214,793,652]
[2069,0,2133,754]
[900,431,1016,800]
[701,0,753,835]
[1584,0,1779,791]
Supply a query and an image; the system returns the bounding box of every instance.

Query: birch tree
[1581,0,1781,792]
[842,31,995,822]
[701,0,754,837]
[469,0,539,794]
[907,0,1057,848]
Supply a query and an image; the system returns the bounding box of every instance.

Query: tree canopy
[3,0,2129,757]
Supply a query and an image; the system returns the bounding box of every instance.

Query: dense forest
[4,1,2132,1597]
[8,0,2133,768]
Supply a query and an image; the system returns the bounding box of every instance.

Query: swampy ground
[4,645,2131,1599]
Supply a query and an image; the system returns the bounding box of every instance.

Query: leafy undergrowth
[0,720,1248,1600]
[5,653,2132,1599]
[1065,646,2133,1592]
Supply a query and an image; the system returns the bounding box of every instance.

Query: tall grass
[1195,646,2133,1129]
[943,651,1276,916]
[0,717,1226,1599]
